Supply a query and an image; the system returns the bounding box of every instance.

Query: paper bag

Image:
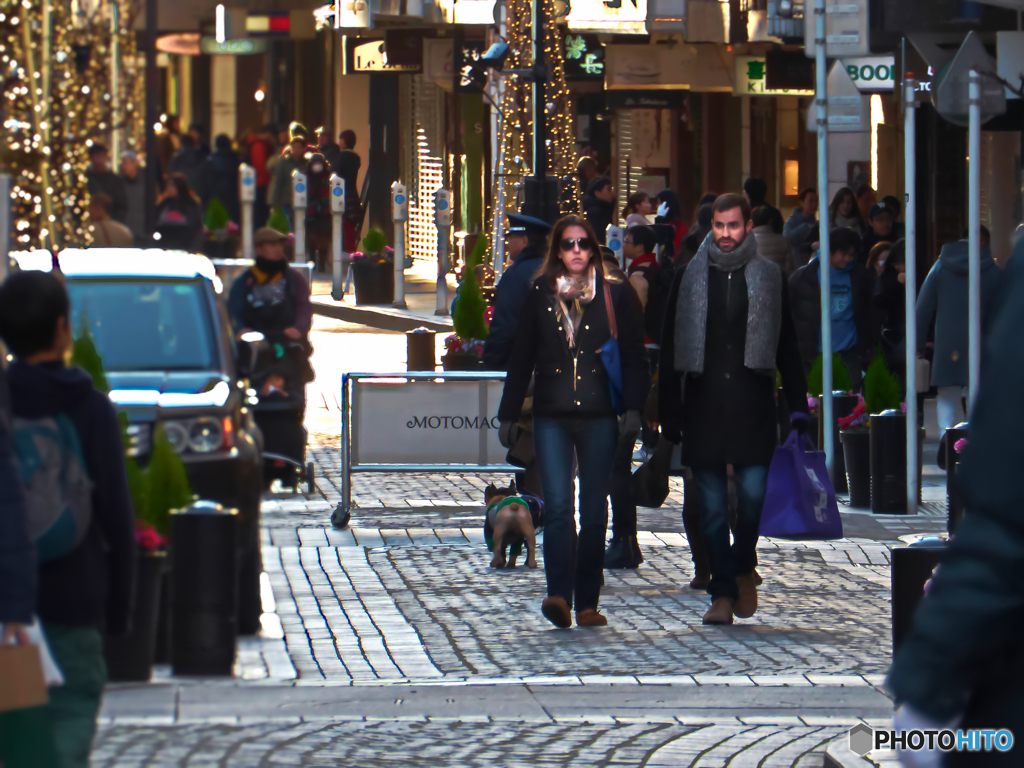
[0,644,49,712]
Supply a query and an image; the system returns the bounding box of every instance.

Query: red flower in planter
[135,520,167,552]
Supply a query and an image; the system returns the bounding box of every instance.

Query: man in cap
[857,202,895,265]
[228,227,313,347]
[483,213,551,371]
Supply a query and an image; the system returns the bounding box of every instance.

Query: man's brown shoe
[689,571,711,591]
[734,573,759,619]
[541,596,572,629]
[575,609,608,627]
[702,598,734,625]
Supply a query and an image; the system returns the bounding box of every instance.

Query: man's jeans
[42,623,106,768]
[691,465,770,601]
[534,415,618,611]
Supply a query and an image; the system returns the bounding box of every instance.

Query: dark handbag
[598,281,626,415]
[631,435,673,508]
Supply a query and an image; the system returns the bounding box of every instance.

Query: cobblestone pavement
[94,322,936,766]
[92,719,850,767]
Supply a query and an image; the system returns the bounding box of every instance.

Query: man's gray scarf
[674,232,783,377]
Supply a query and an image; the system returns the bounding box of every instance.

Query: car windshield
[66,278,218,371]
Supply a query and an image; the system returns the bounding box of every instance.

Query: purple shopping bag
[759,430,843,540]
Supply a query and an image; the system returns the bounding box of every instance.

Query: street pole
[434,187,452,316]
[392,182,409,309]
[531,0,546,187]
[330,174,346,300]
[0,175,10,282]
[968,69,981,411]
[292,170,307,264]
[110,0,120,170]
[239,164,256,260]
[904,78,918,516]
[815,0,834,478]
[144,0,158,239]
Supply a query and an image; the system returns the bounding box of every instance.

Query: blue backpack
[12,414,93,563]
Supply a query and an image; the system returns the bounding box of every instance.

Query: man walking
[659,194,808,625]
[85,144,128,224]
[118,151,146,244]
[789,227,877,391]
[334,130,362,251]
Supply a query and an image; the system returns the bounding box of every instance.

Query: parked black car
[53,249,265,635]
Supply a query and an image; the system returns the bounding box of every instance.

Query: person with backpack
[0,364,32,643]
[0,271,136,768]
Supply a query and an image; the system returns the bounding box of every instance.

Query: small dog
[484,480,542,570]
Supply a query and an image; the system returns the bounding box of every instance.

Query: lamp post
[814,0,834,477]
[904,78,919,515]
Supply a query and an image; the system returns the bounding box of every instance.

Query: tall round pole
[904,79,918,516]
[110,0,120,169]
[815,0,833,477]
[968,69,981,411]
[144,0,158,239]
[434,187,452,316]
[531,0,546,184]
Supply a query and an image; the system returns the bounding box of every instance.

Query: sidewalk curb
[312,298,454,333]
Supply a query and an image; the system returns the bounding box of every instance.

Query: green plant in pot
[202,197,238,259]
[442,235,489,370]
[72,323,193,681]
[350,227,395,305]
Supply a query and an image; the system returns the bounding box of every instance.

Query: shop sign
[606,90,685,110]
[345,38,422,73]
[566,0,647,34]
[842,56,895,91]
[453,0,495,24]
[200,37,267,55]
[564,33,604,80]
[803,0,870,59]
[734,56,814,97]
[334,0,371,28]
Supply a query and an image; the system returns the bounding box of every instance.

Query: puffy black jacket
[498,273,649,421]
[788,256,879,372]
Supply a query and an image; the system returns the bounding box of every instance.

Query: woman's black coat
[498,273,649,422]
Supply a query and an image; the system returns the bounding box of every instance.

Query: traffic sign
[935,32,1006,127]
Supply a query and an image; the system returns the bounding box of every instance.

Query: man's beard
[714,232,745,253]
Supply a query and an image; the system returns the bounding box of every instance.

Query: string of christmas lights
[489,0,575,254]
[1,0,141,249]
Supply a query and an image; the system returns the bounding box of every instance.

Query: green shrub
[863,348,902,415]
[807,352,852,397]
[361,227,388,255]
[204,197,231,232]
[267,207,290,235]
[452,235,489,342]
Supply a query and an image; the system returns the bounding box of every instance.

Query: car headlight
[163,421,189,454]
[188,417,223,453]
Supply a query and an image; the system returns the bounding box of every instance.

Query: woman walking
[828,187,865,233]
[498,215,649,629]
[622,191,653,228]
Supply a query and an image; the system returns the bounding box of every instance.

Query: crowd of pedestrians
[81,118,363,259]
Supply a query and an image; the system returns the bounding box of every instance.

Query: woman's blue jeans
[691,464,769,601]
[534,415,618,611]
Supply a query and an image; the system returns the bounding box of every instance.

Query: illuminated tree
[1,0,142,249]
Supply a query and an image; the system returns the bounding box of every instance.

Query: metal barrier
[332,371,512,526]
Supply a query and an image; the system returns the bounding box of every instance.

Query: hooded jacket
[916,241,1003,388]
[7,361,135,634]
[0,365,33,624]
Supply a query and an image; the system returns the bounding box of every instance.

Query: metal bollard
[945,422,969,533]
[392,182,409,309]
[434,187,451,316]
[818,392,858,495]
[870,410,923,514]
[891,538,946,654]
[239,164,256,259]
[171,500,238,676]
[406,327,436,372]
[330,174,346,300]
[605,225,624,270]
[292,170,308,263]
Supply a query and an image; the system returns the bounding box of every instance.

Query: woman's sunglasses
[559,237,593,252]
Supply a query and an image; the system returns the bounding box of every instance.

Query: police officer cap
[507,213,551,235]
